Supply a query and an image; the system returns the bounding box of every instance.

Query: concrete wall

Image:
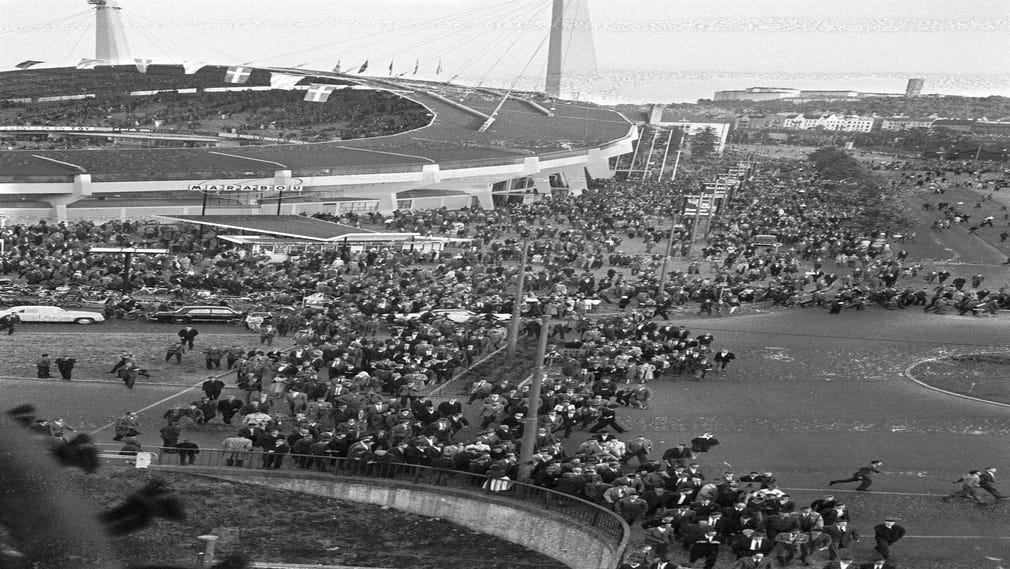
[200,470,625,569]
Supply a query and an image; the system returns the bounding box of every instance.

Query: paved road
[5,306,1008,568]
[609,307,1010,568]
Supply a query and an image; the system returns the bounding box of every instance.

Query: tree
[807,147,864,180]
[690,127,719,156]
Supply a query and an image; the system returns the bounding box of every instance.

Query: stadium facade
[0,77,635,223]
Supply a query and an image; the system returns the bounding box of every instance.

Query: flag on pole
[224,66,252,84]
[269,72,303,90]
[182,61,207,75]
[304,84,337,103]
[435,60,442,75]
[357,59,369,73]
[388,60,394,76]
[332,60,342,73]
[133,58,152,73]
[76,58,102,70]
[412,59,419,75]
[15,60,44,70]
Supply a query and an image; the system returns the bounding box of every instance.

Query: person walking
[165,341,185,364]
[942,470,986,505]
[55,356,76,380]
[203,346,223,370]
[978,467,1006,501]
[178,325,199,350]
[588,404,627,434]
[829,460,883,491]
[35,354,52,378]
[823,520,860,560]
[202,377,225,400]
[713,349,736,372]
[872,517,905,559]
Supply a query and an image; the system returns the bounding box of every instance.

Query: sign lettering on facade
[188,184,303,192]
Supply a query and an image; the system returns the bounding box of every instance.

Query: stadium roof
[0,69,634,180]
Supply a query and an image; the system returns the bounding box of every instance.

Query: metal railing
[96,444,626,542]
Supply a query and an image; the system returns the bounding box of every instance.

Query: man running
[829,460,883,492]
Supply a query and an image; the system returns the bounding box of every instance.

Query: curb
[902,356,1010,409]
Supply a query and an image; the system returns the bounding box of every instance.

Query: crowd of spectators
[7,150,1006,568]
[0,88,431,149]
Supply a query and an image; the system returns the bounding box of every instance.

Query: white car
[401,309,511,324]
[0,305,105,324]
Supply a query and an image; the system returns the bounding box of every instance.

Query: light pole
[506,241,530,359]
[659,130,688,290]
[517,314,550,482]
[198,190,210,238]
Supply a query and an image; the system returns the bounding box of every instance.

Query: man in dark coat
[830,460,883,491]
[178,325,199,350]
[688,529,722,569]
[55,356,76,380]
[202,377,225,400]
[588,404,626,433]
[217,395,243,425]
[872,517,905,559]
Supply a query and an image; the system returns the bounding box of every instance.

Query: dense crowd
[8,150,1008,569]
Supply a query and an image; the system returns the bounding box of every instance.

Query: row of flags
[13,57,447,104]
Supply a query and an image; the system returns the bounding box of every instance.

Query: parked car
[0,305,105,324]
[150,305,245,324]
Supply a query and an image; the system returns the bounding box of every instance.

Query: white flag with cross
[224,66,252,84]
[304,84,337,103]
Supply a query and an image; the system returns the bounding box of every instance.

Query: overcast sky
[3,0,1008,101]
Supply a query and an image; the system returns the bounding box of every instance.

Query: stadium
[0,1,636,224]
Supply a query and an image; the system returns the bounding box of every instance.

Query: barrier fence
[95,444,627,542]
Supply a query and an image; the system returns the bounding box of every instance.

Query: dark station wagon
[151,305,245,324]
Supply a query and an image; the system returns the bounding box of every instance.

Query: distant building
[880,117,934,131]
[714,86,911,102]
[713,87,800,102]
[839,115,878,132]
[931,119,976,132]
[905,78,925,97]
[779,113,879,132]
[737,113,792,130]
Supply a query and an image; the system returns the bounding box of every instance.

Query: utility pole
[517,314,550,482]
[506,241,530,359]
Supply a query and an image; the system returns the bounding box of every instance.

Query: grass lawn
[910,353,1010,405]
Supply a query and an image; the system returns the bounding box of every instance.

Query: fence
[96,444,626,542]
